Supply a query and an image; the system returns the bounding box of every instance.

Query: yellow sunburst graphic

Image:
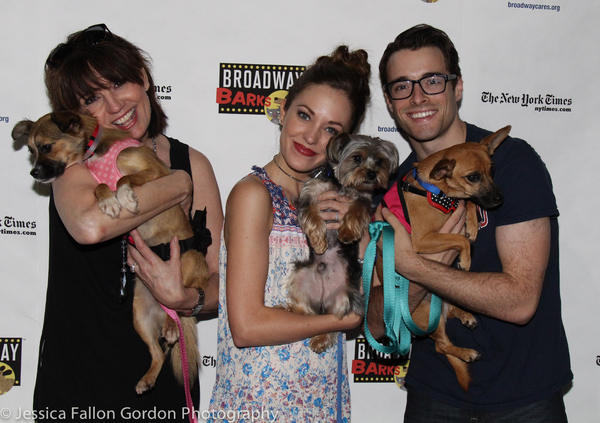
[0,362,15,395]
[394,362,409,389]
[264,90,288,125]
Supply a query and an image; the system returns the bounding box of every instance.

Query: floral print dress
[207,166,350,423]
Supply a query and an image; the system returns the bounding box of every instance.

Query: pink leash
[161,305,198,423]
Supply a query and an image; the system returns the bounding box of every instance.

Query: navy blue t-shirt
[395,123,572,411]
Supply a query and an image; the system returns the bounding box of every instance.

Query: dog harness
[85,138,141,191]
[403,169,461,213]
[146,208,212,259]
[382,168,461,233]
[382,181,412,234]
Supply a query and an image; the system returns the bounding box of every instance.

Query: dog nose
[30,168,39,178]
[366,170,377,181]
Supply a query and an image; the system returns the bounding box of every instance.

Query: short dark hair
[284,45,371,133]
[379,24,461,88]
[45,25,167,138]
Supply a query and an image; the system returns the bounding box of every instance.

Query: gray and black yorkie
[287,133,399,353]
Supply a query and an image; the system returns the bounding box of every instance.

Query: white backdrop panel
[0,1,597,422]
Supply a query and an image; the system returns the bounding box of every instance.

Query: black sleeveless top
[34,138,200,421]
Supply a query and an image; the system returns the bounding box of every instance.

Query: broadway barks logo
[216,63,305,124]
[352,338,409,386]
[0,338,22,395]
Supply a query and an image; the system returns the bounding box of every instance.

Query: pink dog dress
[85,139,141,191]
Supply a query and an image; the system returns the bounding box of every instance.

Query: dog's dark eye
[40,144,52,154]
[353,155,363,164]
[376,158,384,167]
[466,173,480,183]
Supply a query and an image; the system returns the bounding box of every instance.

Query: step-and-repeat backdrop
[1,1,597,421]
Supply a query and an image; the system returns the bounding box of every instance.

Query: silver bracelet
[184,288,205,317]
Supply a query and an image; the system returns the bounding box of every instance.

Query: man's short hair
[379,24,461,88]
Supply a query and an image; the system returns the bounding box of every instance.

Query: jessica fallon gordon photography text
[3,406,279,421]
[3,406,193,420]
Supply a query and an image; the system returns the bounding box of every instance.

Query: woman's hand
[317,190,351,230]
[127,229,197,312]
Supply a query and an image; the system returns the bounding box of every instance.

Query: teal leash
[362,221,442,356]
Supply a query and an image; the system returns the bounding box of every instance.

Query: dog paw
[98,196,122,219]
[135,377,156,395]
[310,333,337,353]
[306,228,328,253]
[456,256,471,271]
[461,315,478,330]
[162,316,179,344]
[465,229,477,243]
[465,349,481,363]
[312,239,328,255]
[337,213,366,244]
[301,210,328,254]
[338,224,362,244]
[117,185,139,214]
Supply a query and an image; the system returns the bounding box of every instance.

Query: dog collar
[412,168,441,195]
[83,124,103,161]
[402,169,460,214]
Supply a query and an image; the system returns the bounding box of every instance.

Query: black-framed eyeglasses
[384,74,457,100]
[45,23,112,69]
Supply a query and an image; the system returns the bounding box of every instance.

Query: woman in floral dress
[208,46,371,422]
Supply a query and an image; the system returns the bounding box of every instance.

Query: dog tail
[446,355,471,392]
[170,316,200,387]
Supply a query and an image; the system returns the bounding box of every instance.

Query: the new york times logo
[352,338,408,383]
[481,91,572,112]
[155,85,172,101]
[0,338,22,395]
[216,63,304,115]
[0,215,37,236]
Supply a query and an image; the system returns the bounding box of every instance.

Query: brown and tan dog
[12,111,209,395]
[378,125,511,392]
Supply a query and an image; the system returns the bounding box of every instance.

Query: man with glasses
[368,24,572,422]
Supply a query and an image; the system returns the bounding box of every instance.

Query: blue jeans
[404,385,568,423]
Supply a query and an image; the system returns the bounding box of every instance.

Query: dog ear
[380,139,399,175]
[481,125,511,155]
[327,132,351,165]
[11,119,34,141]
[50,111,84,135]
[430,158,456,180]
